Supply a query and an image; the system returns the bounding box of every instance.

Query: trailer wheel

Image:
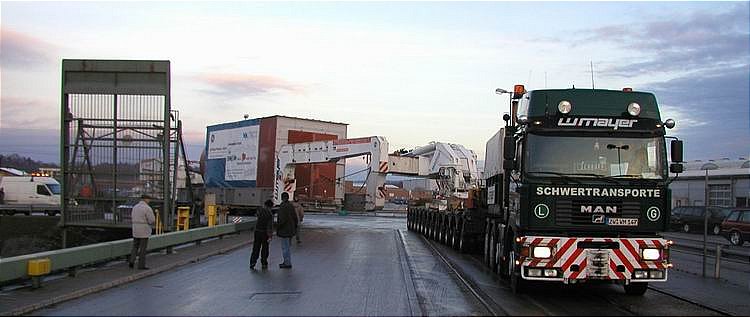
[482,218,490,267]
[437,214,444,242]
[458,218,468,253]
[489,222,497,272]
[445,215,453,245]
[623,282,648,296]
[421,210,427,235]
[452,216,461,249]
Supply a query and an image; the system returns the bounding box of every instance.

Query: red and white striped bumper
[519,236,671,283]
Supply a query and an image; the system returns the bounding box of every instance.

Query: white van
[0,176,61,215]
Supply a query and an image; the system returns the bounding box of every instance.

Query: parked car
[670,206,731,235]
[720,208,750,246]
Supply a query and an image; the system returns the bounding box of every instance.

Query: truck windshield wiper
[525,171,583,184]
[527,172,621,185]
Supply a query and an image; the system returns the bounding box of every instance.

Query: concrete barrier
[0,221,255,284]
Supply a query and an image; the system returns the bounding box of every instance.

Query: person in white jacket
[129,194,156,269]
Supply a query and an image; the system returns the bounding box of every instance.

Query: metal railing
[0,221,254,284]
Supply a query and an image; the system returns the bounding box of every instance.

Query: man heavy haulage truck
[408,85,684,295]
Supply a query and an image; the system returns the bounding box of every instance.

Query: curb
[3,236,252,316]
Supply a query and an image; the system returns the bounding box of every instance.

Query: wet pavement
[5,214,750,316]
[32,215,480,316]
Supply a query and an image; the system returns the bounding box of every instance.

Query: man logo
[647,206,661,221]
[534,204,550,219]
[592,215,605,224]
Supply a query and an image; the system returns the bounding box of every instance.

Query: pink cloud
[0,96,57,129]
[195,73,305,97]
[0,28,57,68]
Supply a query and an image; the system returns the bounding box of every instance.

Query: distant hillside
[0,154,59,173]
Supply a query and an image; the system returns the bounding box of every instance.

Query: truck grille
[555,200,641,226]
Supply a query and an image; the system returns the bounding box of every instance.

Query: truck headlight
[641,248,661,260]
[532,246,552,259]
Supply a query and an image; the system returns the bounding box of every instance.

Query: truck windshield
[525,135,665,180]
[46,183,62,195]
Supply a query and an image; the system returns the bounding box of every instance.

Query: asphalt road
[34,215,479,316]
[33,215,745,316]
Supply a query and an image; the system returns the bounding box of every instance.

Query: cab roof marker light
[627,102,641,116]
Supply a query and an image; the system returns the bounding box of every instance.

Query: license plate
[607,218,638,226]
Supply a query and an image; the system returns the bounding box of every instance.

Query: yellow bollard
[206,205,217,227]
[154,209,164,235]
[176,207,190,231]
[28,258,51,289]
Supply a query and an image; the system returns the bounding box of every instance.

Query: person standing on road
[292,198,304,244]
[250,199,274,270]
[129,194,156,270]
[276,192,298,269]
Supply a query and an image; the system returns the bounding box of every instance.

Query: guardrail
[0,221,255,284]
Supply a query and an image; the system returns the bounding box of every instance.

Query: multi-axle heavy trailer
[408,85,685,295]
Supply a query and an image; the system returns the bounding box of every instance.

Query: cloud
[645,65,749,160]
[0,96,58,129]
[0,28,57,69]
[580,3,749,77]
[194,73,305,97]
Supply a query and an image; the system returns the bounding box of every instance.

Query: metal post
[714,244,722,279]
[703,169,708,277]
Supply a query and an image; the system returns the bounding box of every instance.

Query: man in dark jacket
[250,199,274,270]
[277,192,298,269]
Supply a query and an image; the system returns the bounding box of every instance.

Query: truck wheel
[623,282,648,296]
[452,216,461,249]
[458,219,467,253]
[418,210,424,234]
[437,214,445,243]
[495,240,504,275]
[489,222,497,271]
[508,248,525,294]
[445,215,456,244]
[482,219,490,267]
[729,231,743,246]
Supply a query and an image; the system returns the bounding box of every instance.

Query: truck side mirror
[503,136,516,160]
[670,140,683,163]
[670,163,683,174]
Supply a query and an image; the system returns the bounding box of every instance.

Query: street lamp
[700,162,719,277]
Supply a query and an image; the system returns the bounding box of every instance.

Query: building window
[737,197,748,208]
[708,184,731,207]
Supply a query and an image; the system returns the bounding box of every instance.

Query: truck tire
[437,214,444,243]
[452,216,461,249]
[445,214,456,248]
[417,210,424,234]
[482,218,490,267]
[623,282,648,296]
[508,247,525,294]
[489,222,497,272]
[458,218,468,253]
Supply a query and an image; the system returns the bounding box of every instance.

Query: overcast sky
[1,1,748,166]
